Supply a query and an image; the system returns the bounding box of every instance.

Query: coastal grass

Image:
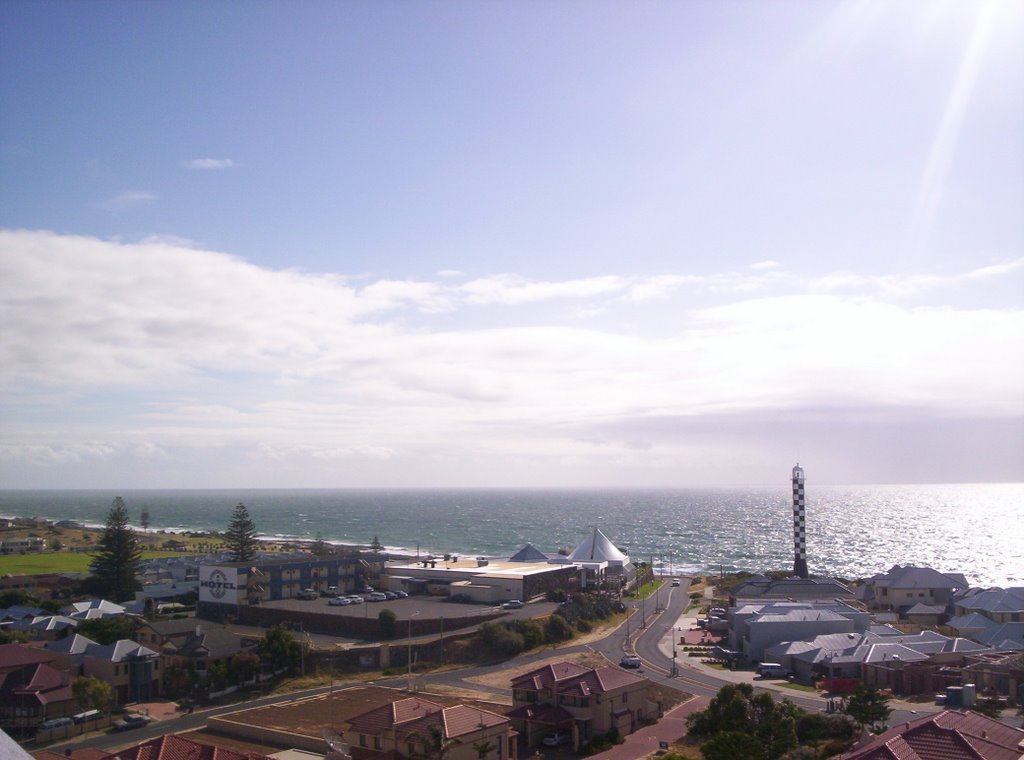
[0,550,192,576]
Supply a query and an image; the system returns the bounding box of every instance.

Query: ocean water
[1,484,1021,586]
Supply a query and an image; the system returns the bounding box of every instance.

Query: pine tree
[225,502,259,562]
[843,685,891,733]
[90,497,142,602]
[140,505,150,530]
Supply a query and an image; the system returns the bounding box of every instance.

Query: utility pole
[407,611,420,677]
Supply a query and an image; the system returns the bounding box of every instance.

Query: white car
[328,596,351,606]
[542,732,570,747]
[620,655,642,669]
[366,592,387,601]
[502,599,524,609]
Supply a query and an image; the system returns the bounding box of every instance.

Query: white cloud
[750,260,782,270]
[182,158,236,170]
[1,229,1021,485]
[97,191,158,212]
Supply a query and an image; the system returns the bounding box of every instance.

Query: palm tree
[414,724,460,760]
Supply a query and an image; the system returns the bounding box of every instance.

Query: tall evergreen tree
[225,502,259,562]
[90,497,142,602]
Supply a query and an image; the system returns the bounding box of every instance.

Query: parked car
[383,591,398,600]
[39,717,74,730]
[113,715,151,732]
[321,586,339,597]
[297,589,318,600]
[756,662,789,678]
[394,590,408,598]
[620,655,642,669]
[346,595,364,604]
[542,731,571,747]
[502,599,524,609]
[328,596,351,606]
[366,592,387,601]
[356,586,374,594]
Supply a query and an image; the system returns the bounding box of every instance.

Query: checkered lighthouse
[792,463,808,578]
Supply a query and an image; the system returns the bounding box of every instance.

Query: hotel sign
[199,565,240,604]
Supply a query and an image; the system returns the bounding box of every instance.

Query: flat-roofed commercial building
[382,555,577,603]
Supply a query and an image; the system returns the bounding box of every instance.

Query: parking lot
[259,593,558,622]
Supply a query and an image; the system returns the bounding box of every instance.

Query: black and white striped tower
[792,463,808,578]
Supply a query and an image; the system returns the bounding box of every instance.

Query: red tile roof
[842,709,1024,760]
[510,662,590,691]
[0,643,57,670]
[348,697,509,743]
[506,704,574,724]
[555,666,645,697]
[102,733,275,760]
[346,697,444,735]
[0,663,73,707]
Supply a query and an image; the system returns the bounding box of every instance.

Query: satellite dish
[321,728,351,760]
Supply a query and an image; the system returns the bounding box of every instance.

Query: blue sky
[1,0,1022,488]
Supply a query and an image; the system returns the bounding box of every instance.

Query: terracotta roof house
[508,661,655,751]
[0,662,75,734]
[97,733,275,760]
[839,709,1024,759]
[0,644,57,675]
[856,565,970,614]
[344,696,515,760]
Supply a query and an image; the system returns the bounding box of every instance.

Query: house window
[408,744,415,756]
[374,737,382,750]
[113,666,119,676]
[623,692,629,703]
[360,736,367,748]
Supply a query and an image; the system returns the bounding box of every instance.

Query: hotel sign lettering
[199,566,240,604]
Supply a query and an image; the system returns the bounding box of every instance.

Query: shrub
[576,619,592,633]
[512,619,545,650]
[544,613,574,642]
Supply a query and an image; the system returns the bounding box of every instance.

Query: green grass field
[0,550,193,576]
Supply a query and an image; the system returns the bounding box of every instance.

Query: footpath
[587,696,709,760]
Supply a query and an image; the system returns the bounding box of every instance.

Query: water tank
[962,683,977,707]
